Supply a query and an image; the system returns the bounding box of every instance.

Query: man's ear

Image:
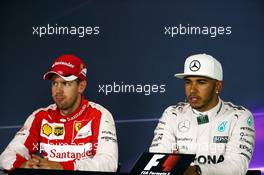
[78,80,87,93]
[215,81,223,94]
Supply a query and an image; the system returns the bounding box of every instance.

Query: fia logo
[218,121,228,132]
[144,154,178,172]
[144,154,165,171]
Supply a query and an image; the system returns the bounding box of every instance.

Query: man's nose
[190,83,197,93]
[55,84,64,93]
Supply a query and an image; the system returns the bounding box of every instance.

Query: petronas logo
[218,121,228,132]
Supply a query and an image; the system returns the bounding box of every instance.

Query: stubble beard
[190,89,216,112]
[55,94,79,112]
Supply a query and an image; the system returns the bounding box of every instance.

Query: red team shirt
[0,96,118,172]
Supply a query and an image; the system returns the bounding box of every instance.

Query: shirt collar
[192,98,223,118]
[56,95,89,121]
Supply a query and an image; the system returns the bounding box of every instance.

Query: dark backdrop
[0,0,263,172]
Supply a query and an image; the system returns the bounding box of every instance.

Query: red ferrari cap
[43,54,87,81]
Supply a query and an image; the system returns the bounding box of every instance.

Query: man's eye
[63,82,71,86]
[198,80,207,84]
[185,81,191,84]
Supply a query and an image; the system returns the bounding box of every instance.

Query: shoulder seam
[31,104,56,116]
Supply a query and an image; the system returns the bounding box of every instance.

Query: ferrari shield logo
[75,122,82,132]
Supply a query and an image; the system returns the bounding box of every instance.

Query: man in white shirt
[149,53,255,175]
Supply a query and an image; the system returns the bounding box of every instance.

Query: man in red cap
[0,54,118,172]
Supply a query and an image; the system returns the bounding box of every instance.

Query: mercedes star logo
[178,120,190,132]
[189,60,201,72]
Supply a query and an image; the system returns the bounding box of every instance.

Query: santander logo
[40,142,94,161]
[49,148,92,160]
[52,61,74,68]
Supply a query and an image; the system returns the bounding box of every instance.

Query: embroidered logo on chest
[217,121,228,132]
[73,120,93,140]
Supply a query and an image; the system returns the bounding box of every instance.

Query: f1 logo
[144,154,165,170]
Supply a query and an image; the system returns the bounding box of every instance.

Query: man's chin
[55,103,67,110]
[189,102,198,108]
[190,103,203,110]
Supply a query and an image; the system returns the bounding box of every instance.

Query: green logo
[247,116,253,127]
[197,115,209,125]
